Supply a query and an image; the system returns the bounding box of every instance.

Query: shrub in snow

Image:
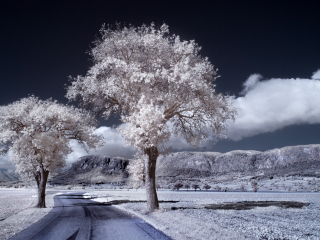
[203,184,211,191]
[192,184,200,191]
[128,152,145,189]
[184,183,190,191]
[222,187,229,192]
[240,183,247,192]
[173,182,183,191]
[251,180,258,192]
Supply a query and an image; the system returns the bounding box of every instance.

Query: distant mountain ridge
[50,155,129,185]
[156,144,320,186]
[50,144,320,186]
[0,171,20,182]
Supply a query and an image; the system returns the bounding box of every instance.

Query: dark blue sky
[1,0,320,153]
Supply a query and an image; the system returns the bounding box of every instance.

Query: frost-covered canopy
[67,23,236,150]
[0,96,102,180]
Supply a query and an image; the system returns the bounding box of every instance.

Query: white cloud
[241,73,263,95]
[227,72,320,140]
[67,125,202,163]
[312,69,320,80]
[66,126,137,165]
[0,151,15,171]
[164,133,192,151]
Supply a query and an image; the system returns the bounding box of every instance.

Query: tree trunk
[144,146,159,212]
[35,165,49,208]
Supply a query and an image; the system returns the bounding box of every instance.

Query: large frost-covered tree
[0,96,102,207]
[67,23,236,211]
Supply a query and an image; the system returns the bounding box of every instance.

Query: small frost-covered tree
[0,96,102,207]
[192,184,200,191]
[251,180,258,192]
[240,182,247,192]
[67,23,236,211]
[173,182,183,191]
[128,152,145,189]
[184,183,190,192]
[203,184,211,191]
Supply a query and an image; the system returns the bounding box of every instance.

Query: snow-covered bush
[251,180,258,192]
[203,184,211,191]
[192,184,200,191]
[128,152,146,188]
[240,183,247,192]
[222,187,229,192]
[173,182,183,191]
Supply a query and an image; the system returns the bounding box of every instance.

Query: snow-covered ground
[223,176,320,192]
[0,187,55,240]
[157,175,320,193]
[85,189,320,240]
[1,186,319,240]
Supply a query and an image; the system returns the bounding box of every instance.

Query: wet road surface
[10,192,172,240]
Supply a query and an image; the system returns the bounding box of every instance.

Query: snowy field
[0,187,319,240]
[0,188,55,240]
[86,189,320,240]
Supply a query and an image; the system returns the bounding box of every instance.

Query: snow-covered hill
[50,144,320,187]
[156,144,320,186]
[0,171,20,182]
[50,155,129,185]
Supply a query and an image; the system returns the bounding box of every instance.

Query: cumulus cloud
[164,133,194,151]
[67,125,202,163]
[241,73,263,95]
[162,121,219,151]
[312,69,320,80]
[66,126,137,165]
[0,151,15,171]
[227,72,320,140]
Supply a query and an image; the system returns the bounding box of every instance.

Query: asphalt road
[10,192,172,240]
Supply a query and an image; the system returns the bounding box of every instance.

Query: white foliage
[127,152,146,188]
[119,102,170,150]
[66,23,236,152]
[0,96,103,181]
